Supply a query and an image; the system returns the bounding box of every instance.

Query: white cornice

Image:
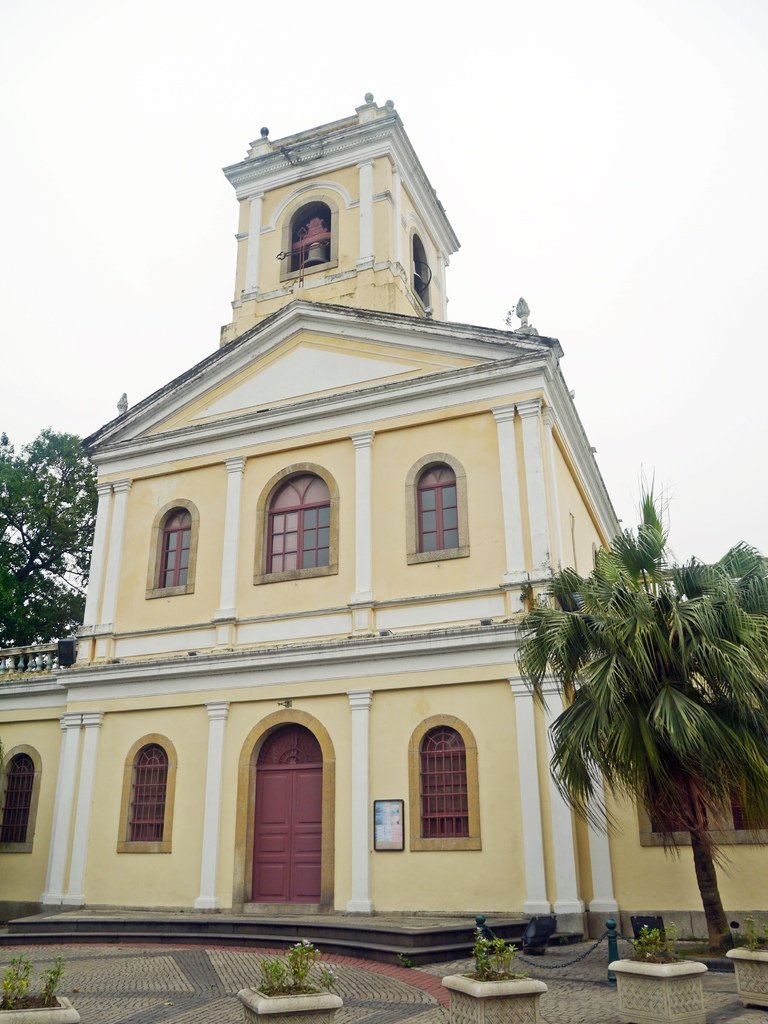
[223,115,459,257]
[87,303,557,450]
[55,623,524,703]
[543,369,620,541]
[89,355,556,474]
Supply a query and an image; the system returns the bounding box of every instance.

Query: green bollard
[606,918,619,987]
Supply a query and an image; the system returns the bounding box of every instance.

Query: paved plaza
[0,938,764,1023]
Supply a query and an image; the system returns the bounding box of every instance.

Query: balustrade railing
[0,644,59,676]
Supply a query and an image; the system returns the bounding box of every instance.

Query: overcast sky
[2,0,766,562]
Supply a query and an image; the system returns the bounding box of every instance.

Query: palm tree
[519,495,768,952]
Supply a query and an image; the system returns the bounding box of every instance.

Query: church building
[1,97,763,937]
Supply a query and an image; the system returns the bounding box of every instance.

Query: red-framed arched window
[267,475,330,573]
[0,754,34,844]
[417,465,458,553]
[129,744,169,842]
[159,509,192,588]
[419,726,469,839]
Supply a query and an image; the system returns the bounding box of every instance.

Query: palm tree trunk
[690,829,731,952]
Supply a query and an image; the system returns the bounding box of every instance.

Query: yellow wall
[0,715,61,904]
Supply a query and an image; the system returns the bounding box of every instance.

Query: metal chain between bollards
[515,932,607,970]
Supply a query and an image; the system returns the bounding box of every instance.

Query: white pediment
[191,344,424,420]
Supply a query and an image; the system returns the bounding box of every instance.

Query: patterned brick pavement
[0,940,763,1023]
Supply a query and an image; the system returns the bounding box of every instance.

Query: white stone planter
[441,973,548,1024]
[0,997,80,1023]
[609,959,707,1024]
[726,947,768,1008]
[237,988,342,1024]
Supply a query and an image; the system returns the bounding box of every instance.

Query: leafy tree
[519,494,768,952]
[0,430,96,648]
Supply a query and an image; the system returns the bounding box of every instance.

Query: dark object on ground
[522,915,557,955]
[474,914,496,940]
[631,915,665,939]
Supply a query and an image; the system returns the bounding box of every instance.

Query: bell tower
[220,95,460,345]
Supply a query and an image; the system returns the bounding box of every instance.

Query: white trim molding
[194,701,230,910]
[215,456,246,626]
[492,405,526,584]
[542,686,585,916]
[42,714,83,906]
[346,689,373,913]
[510,679,551,914]
[64,711,104,905]
[350,431,375,607]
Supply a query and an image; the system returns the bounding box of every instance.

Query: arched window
[406,454,469,565]
[159,509,192,588]
[419,727,469,839]
[289,202,332,273]
[418,464,458,553]
[412,233,431,308]
[129,744,169,842]
[0,754,34,844]
[268,474,331,573]
[147,500,199,598]
[408,717,481,851]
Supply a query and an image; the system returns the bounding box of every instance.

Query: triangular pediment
[86,302,558,452]
[151,331,478,434]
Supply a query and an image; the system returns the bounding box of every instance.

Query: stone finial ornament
[505,297,539,336]
[364,92,374,104]
[117,393,128,415]
[260,127,269,138]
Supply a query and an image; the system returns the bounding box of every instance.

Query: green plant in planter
[1,955,65,1010]
[258,941,336,996]
[469,931,527,982]
[632,923,679,964]
[742,916,768,952]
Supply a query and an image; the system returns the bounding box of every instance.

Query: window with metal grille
[129,744,168,842]
[0,754,34,844]
[419,726,469,838]
[417,465,458,553]
[267,475,330,573]
[730,792,768,831]
[159,509,192,588]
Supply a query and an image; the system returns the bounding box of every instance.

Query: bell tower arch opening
[221,95,460,342]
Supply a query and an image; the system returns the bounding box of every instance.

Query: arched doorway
[252,724,323,903]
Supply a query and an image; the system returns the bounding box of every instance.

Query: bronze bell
[304,240,329,266]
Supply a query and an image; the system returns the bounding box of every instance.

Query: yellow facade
[2,97,762,936]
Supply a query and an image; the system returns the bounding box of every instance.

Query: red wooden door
[252,726,322,903]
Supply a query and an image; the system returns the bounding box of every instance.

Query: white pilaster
[518,399,550,574]
[541,407,563,569]
[346,689,373,913]
[587,792,619,913]
[350,431,374,606]
[543,687,585,916]
[82,483,113,627]
[435,251,446,319]
[64,712,104,906]
[391,167,402,266]
[215,456,246,622]
[510,680,551,914]
[195,701,229,910]
[492,406,526,584]
[245,193,263,293]
[357,160,374,269]
[42,714,82,905]
[99,478,132,628]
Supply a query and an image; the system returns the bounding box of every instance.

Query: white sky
[2,0,766,562]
